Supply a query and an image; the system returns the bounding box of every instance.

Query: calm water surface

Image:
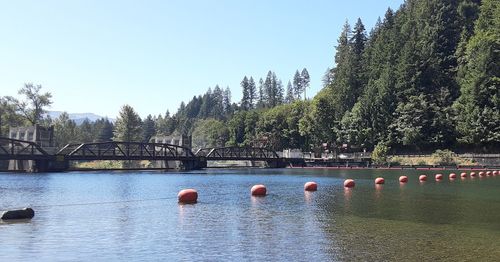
[1,168,499,261]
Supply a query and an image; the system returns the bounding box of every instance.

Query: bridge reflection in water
[0,137,303,172]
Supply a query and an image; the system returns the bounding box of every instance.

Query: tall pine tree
[455,0,500,149]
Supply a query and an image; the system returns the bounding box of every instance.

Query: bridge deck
[1,137,295,164]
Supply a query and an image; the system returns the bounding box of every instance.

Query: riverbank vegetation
[1,0,498,156]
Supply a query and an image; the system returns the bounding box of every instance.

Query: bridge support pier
[34,159,69,172]
[6,159,69,172]
[180,159,204,171]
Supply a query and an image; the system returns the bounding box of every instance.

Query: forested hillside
[1,0,498,153]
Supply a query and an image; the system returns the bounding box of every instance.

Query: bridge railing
[0,137,49,159]
[59,141,195,160]
[197,146,280,160]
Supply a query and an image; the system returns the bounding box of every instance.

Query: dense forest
[1,0,498,154]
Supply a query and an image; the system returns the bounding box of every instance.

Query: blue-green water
[1,169,499,261]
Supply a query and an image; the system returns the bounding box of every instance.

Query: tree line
[1,0,498,154]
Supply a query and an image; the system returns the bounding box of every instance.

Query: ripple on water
[0,169,499,261]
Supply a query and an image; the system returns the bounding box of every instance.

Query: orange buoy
[251,184,267,196]
[486,171,492,176]
[344,179,355,188]
[304,181,318,191]
[399,176,408,183]
[493,171,498,176]
[449,173,457,179]
[479,171,485,177]
[375,177,385,184]
[178,189,198,204]
[435,174,443,180]
[419,175,427,181]
[470,172,476,177]
[460,172,467,178]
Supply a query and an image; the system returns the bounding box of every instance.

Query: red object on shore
[470,172,477,177]
[449,173,457,179]
[178,189,198,204]
[419,175,427,181]
[304,182,318,191]
[375,177,385,184]
[251,184,267,196]
[399,176,408,183]
[460,172,467,178]
[479,171,485,177]
[435,174,443,180]
[344,179,355,188]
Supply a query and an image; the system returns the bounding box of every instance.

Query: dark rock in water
[1,208,35,220]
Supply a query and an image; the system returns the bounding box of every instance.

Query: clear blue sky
[0,0,404,118]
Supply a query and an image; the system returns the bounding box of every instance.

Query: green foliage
[155,111,176,136]
[0,97,25,136]
[5,83,52,125]
[371,142,389,165]
[51,114,114,148]
[285,81,294,104]
[227,111,247,146]
[95,118,114,142]
[113,105,143,142]
[431,149,457,165]
[255,102,308,150]
[191,119,229,149]
[142,114,156,142]
[299,90,336,150]
[455,0,500,148]
[53,112,78,147]
[241,76,250,110]
[2,0,496,155]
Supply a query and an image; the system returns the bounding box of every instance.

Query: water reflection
[374,183,383,193]
[304,191,314,204]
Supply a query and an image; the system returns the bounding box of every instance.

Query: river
[1,168,499,261]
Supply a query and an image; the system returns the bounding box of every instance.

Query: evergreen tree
[263,71,284,107]
[78,119,94,142]
[456,0,481,68]
[321,68,334,88]
[142,114,156,142]
[113,104,143,142]
[276,78,285,105]
[326,20,358,121]
[293,70,302,100]
[223,87,232,115]
[455,0,500,148]
[351,18,367,56]
[248,77,257,109]
[211,85,225,119]
[96,118,114,142]
[301,68,310,99]
[285,81,295,104]
[257,78,265,108]
[350,18,367,99]
[240,76,250,110]
[53,112,78,148]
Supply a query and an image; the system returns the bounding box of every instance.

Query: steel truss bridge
[0,137,299,172]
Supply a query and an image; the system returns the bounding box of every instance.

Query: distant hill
[47,111,115,125]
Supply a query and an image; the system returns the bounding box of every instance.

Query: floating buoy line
[2,170,498,219]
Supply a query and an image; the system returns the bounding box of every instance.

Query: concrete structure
[150,135,192,149]
[149,135,192,168]
[8,125,55,171]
